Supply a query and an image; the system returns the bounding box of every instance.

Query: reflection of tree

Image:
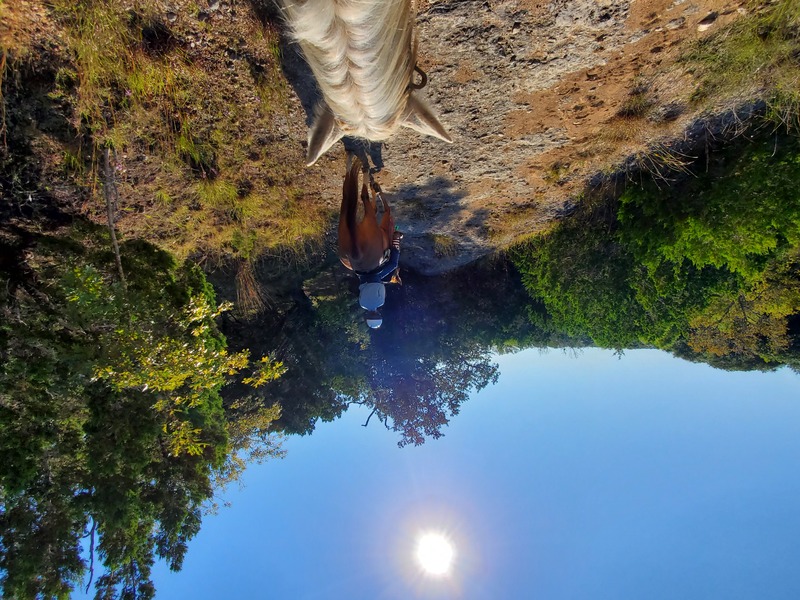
[0,226,282,598]
[354,304,501,447]
[511,128,800,370]
[688,249,800,360]
[235,259,539,445]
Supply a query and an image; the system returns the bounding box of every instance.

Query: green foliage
[239,260,546,447]
[176,127,217,176]
[62,149,84,176]
[511,215,647,349]
[687,247,800,361]
[510,127,800,368]
[242,356,287,388]
[215,398,286,489]
[618,133,800,280]
[0,225,283,598]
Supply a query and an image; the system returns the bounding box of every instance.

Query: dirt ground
[308,0,748,274]
[2,0,750,276]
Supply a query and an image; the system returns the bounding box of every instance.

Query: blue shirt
[356,247,399,284]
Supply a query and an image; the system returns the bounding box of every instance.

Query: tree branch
[103,147,126,289]
[361,407,377,427]
[85,517,97,593]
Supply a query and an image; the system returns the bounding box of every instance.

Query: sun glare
[415,532,455,576]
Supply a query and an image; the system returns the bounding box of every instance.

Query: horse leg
[377,190,395,241]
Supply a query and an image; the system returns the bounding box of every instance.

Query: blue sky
[88,348,800,599]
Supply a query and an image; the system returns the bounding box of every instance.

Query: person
[356,230,403,329]
[337,156,402,329]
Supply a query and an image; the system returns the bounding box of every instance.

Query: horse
[280,0,453,165]
[338,155,393,274]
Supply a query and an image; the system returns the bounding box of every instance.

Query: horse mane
[282,0,418,141]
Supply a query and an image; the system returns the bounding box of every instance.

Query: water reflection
[511,129,800,371]
[336,157,402,330]
[208,349,798,600]
[229,257,536,447]
[3,127,799,596]
[230,127,800,452]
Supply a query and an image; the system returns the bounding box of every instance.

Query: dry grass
[235,260,268,316]
[630,142,695,183]
[599,117,650,144]
[488,202,556,247]
[542,161,572,185]
[1,0,46,144]
[616,79,654,119]
[430,233,458,258]
[0,0,41,58]
[683,0,800,127]
[3,0,330,276]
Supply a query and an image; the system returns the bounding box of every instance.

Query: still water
[4,121,799,598]
[146,348,800,600]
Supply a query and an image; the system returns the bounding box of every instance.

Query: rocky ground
[289,0,747,274]
[2,0,751,278]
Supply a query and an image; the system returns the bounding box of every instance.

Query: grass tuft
[235,260,268,316]
[682,0,800,127]
[430,233,459,258]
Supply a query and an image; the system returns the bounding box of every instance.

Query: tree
[237,260,536,446]
[0,225,284,598]
[510,126,800,368]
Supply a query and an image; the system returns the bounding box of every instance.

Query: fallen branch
[102,147,126,289]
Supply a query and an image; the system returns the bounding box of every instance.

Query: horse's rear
[281,0,452,164]
[337,159,393,273]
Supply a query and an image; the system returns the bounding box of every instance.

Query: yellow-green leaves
[242,355,287,388]
[90,294,246,456]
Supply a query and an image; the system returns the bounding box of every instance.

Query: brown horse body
[338,159,394,274]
